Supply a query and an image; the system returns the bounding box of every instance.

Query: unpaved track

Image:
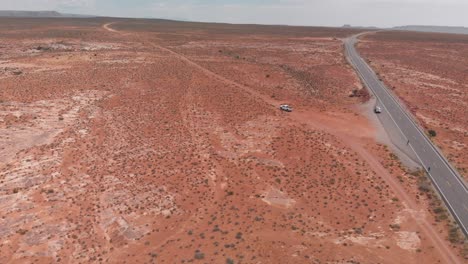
[102,22,119,33]
[101,21,231,250]
[102,22,462,263]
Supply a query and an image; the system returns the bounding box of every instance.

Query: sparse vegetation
[0,18,462,264]
[194,250,205,260]
[448,226,463,244]
[360,31,468,181]
[16,229,28,235]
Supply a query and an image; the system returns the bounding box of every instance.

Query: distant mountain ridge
[0,10,94,18]
[393,25,468,35]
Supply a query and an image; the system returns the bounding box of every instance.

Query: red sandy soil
[357,31,468,180]
[0,18,465,263]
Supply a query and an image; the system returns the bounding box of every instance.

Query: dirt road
[101,22,463,263]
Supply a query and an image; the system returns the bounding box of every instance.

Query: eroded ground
[358,31,468,179]
[0,18,465,263]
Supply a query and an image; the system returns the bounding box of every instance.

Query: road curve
[102,22,119,32]
[344,34,468,238]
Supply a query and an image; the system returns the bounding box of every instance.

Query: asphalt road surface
[345,35,468,237]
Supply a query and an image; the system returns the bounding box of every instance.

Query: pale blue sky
[0,0,467,27]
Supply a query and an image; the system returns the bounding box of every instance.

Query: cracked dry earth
[0,18,464,263]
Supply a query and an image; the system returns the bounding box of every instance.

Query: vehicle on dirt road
[280,104,293,112]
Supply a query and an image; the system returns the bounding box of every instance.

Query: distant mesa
[0,10,94,18]
[342,24,380,30]
[393,25,468,35]
[341,24,468,35]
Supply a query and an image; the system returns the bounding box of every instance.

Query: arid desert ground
[358,31,468,180]
[0,18,466,263]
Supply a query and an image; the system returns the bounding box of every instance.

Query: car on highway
[280,104,293,112]
[374,106,382,114]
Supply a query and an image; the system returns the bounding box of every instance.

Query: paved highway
[345,35,468,237]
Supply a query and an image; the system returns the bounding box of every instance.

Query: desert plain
[358,31,468,180]
[0,18,466,263]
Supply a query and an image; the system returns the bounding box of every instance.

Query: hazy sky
[1,0,468,27]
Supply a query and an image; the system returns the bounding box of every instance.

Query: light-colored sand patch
[450,140,466,151]
[396,231,420,251]
[80,42,122,51]
[376,62,458,86]
[261,187,296,208]
[0,90,107,165]
[216,116,281,160]
[339,232,386,247]
[415,112,440,127]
